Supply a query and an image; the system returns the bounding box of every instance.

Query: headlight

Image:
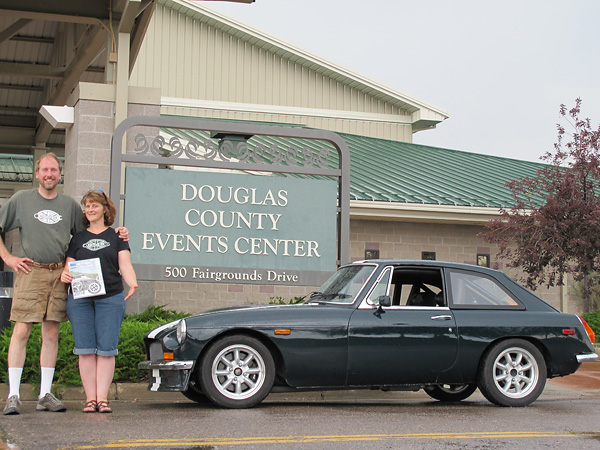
[176,319,187,345]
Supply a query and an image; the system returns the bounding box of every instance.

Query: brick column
[64,99,114,201]
[64,82,160,202]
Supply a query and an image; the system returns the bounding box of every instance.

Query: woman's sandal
[97,401,112,413]
[83,400,97,413]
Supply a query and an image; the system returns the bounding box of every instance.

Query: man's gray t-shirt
[0,189,84,264]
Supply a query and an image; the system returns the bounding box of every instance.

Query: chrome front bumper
[138,360,195,392]
[576,353,599,363]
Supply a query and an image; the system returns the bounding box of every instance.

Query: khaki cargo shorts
[10,265,68,323]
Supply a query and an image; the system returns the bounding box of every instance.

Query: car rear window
[448,270,524,309]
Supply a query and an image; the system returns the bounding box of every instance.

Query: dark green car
[139,260,597,408]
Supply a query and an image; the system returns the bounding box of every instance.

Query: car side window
[389,268,445,307]
[449,270,523,309]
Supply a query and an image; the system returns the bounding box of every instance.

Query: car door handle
[431,315,452,321]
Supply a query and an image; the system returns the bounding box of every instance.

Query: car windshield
[307,265,376,304]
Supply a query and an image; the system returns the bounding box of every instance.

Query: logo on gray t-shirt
[34,210,63,224]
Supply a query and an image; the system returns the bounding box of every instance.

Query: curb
[1,383,432,403]
[0,383,181,403]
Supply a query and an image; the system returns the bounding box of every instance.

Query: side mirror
[377,295,391,308]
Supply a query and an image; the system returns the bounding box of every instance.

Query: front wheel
[200,335,275,409]
[424,383,477,402]
[478,339,546,407]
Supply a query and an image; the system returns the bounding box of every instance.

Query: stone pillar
[64,82,161,202]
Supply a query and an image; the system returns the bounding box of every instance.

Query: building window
[422,251,436,261]
[365,249,380,260]
[477,254,490,267]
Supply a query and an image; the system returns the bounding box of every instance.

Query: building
[0,1,578,313]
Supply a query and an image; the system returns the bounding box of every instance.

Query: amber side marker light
[163,352,174,360]
[578,316,596,343]
[274,329,291,335]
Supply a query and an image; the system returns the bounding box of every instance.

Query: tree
[480,99,600,312]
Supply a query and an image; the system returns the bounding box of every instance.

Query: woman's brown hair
[81,190,116,227]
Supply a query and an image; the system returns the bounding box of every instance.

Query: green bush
[582,310,600,337]
[126,304,189,323]
[0,305,189,386]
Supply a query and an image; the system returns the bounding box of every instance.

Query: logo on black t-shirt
[83,239,110,251]
[34,210,62,224]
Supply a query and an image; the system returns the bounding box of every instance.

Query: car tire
[477,339,546,407]
[200,335,275,409]
[424,383,477,402]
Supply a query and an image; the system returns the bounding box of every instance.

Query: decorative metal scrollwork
[132,133,333,168]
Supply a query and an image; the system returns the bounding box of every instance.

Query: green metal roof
[161,124,546,209]
[0,156,34,183]
[342,134,545,208]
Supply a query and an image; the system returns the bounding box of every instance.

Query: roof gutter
[350,200,503,225]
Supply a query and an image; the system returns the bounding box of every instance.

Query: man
[0,153,127,415]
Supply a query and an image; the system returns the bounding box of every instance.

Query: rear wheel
[424,383,477,402]
[200,335,275,409]
[478,339,546,407]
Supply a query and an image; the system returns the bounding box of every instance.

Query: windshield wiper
[306,292,351,303]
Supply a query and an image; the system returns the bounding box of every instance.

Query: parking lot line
[57,431,600,449]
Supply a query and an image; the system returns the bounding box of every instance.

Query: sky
[202,0,599,163]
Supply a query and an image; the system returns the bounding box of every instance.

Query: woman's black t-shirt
[66,227,130,298]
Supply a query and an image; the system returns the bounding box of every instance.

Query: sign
[124,167,338,285]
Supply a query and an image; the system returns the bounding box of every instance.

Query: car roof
[347,259,503,276]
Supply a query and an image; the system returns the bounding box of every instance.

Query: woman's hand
[124,284,138,301]
[60,258,75,283]
[60,268,72,284]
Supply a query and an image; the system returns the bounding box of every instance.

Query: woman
[61,191,138,413]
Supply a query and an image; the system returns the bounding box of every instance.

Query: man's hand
[4,255,33,274]
[115,226,129,242]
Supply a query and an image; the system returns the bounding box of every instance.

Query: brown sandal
[97,401,112,413]
[83,400,97,413]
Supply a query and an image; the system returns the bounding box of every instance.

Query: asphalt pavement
[0,360,598,449]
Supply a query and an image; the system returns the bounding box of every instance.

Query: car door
[346,266,459,386]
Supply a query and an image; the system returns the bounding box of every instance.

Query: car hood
[181,301,353,330]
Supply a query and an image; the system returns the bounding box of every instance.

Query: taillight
[578,316,596,344]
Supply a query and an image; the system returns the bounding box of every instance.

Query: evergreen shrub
[0,305,189,386]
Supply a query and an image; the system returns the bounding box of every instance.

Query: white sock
[39,367,55,398]
[8,368,23,398]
